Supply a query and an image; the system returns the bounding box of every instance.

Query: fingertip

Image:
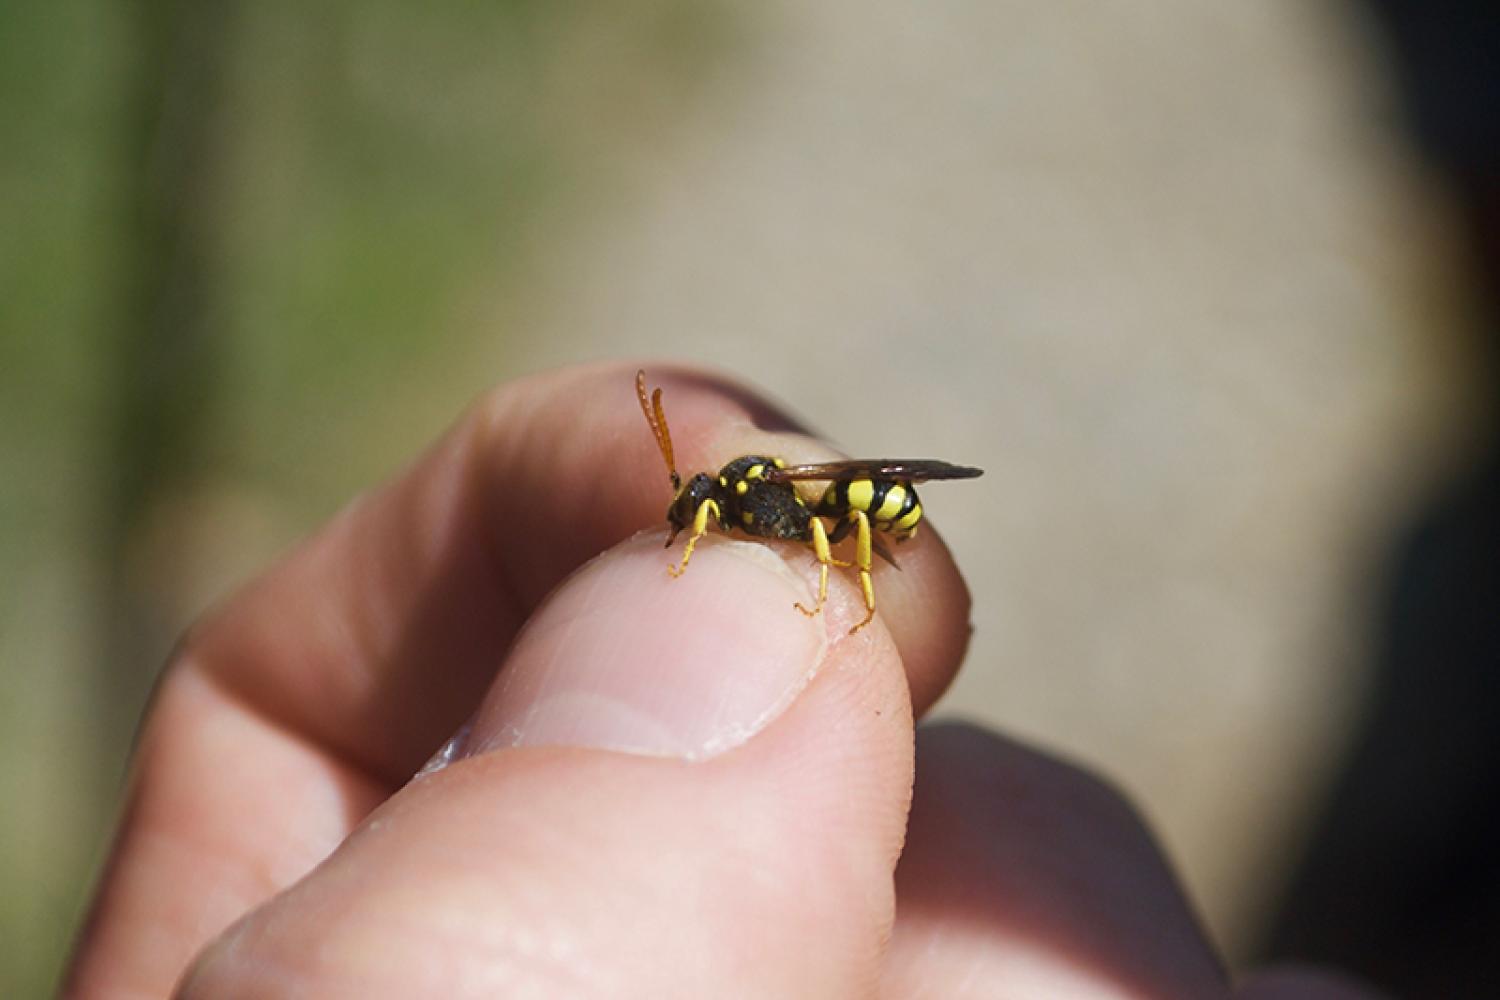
[461,533,831,762]
[870,525,974,714]
[480,362,976,719]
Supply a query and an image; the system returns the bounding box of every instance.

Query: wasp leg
[849,510,877,634]
[794,516,834,618]
[821,516,856,567]
[669,499,720,577]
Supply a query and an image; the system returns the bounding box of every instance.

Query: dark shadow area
[1259,4,1500,996]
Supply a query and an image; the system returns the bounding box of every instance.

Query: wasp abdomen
[820,478,923,536]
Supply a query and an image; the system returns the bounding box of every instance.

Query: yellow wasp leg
[794,516,834,618]
[669,499,719,577]
[850,510,877,634]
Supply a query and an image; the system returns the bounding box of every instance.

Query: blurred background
[3,1,1497,996]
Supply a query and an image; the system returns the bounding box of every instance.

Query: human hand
[64,363,1382,998]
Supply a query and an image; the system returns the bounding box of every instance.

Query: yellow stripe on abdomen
[845,479,876,512]
[876,484,909,522]
[893,501,922,533]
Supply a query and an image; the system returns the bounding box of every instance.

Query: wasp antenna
[635,370,681,490]
[651,388,679,488]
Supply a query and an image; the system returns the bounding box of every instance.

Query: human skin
[63,362,1383,998]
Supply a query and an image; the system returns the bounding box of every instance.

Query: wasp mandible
[636,370,982,634]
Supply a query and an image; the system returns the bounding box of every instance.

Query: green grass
[0,1,734,993]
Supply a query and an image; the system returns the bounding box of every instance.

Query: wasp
[636,370,982,633]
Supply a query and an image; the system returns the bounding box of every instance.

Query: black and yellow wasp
[636,371,982,633]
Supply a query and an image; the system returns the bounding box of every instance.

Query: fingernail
[461,534,828,761]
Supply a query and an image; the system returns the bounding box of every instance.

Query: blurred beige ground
[493,0,1482,951]
[1,1,1486,993]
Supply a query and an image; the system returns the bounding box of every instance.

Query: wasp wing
[767,459,983,483]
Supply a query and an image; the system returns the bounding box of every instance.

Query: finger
[65,363,975,997]
[882,722,1229,999]
[191,361,970,781]
[181,533,916,998]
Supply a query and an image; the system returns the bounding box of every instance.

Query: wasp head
[666,472,717,547]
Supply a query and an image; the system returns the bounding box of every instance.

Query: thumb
[180,533,916,999]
